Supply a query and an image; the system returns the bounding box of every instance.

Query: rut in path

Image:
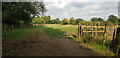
[3,29,102,56]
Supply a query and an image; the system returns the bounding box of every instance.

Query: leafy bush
[70,17,76,25]
[76,18,84,24]
[82,34,93,44]
[100,21,114,26]
[95,39,104,45]
[81,21,93,26]
[32,17,45,24]
[62,18,70,25]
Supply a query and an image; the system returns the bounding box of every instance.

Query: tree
[91,17,98,22]
[100,21,113,26]
[70,17,76,25]
[81,21,93,26]
[2,2,47,26]
[53,18,61,24]
[42,16,51,24]
[32,17,45,24]
[33,2,47,17]
[118,18,120,25]
[98,17,104,22]
[48,20,55,24]
[107,15,118,25]
[62,18,70,25]
[76,18,84,24]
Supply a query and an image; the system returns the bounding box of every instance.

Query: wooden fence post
[94,25,97,39]
[104,24,107,39]
[78,23,82,39]
[92,24,94,38]
[86,25,87,33]
[80,23,82,38]
[78,23,80,39]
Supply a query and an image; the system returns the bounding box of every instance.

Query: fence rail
[78,24,117,40]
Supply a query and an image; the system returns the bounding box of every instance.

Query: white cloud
[81,4,101,10]
[44,0,120,2]
[45,2,118,20]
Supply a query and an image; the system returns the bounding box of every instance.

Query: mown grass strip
[43,28,64,37]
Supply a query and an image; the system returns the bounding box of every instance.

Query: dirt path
[3,29,102,56]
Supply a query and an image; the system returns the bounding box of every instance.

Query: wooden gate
[78,23,116,40]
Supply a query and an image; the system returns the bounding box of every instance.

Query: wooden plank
[82,26,107,28]
[92,24,94,38]
[95,25,97,39]
[83,31,104,32]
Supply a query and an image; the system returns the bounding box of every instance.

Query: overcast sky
[2,0,119,20]
[43,0,119,21]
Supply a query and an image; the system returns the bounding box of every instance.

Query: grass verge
[2,26,45,40]
[43,28,64,37]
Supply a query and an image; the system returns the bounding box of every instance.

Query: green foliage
[91,17,98,22]
[76,18,84,24]
[53,18,61,24]
[72,34,77,38]
[98,17,104,22]
[100,21,114,26]
[107,15,118,25]
[81,21,93,26]
[47,20,56,24]
[70,17,76,25]
[62,18,70,25]
[118,18,120,25]
[2,2,46,26]
[43,28,64,37]
[82,34,93,44]
[95,38,104,45]
[33,2,47,17]
[91,17,104,22]
[32,17,45,24]
[42,16,51,24]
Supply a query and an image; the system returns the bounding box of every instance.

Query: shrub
[81,21,93,26]
[62,18,70,25]
[32,17,45,24]
[82,34,93,44]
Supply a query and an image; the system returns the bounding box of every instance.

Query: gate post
[80,23,82,38]
[104,24,107,39]
[78,23,82,39]
[78,23,80,39]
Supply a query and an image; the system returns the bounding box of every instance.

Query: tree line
[2,2,120,30]
[33,15,120,26]
[2,2,47,29]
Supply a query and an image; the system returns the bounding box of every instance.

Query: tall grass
[2,26,45,40]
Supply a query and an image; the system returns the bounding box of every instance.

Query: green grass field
[44,25,78,37]
[43,28,65,37]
